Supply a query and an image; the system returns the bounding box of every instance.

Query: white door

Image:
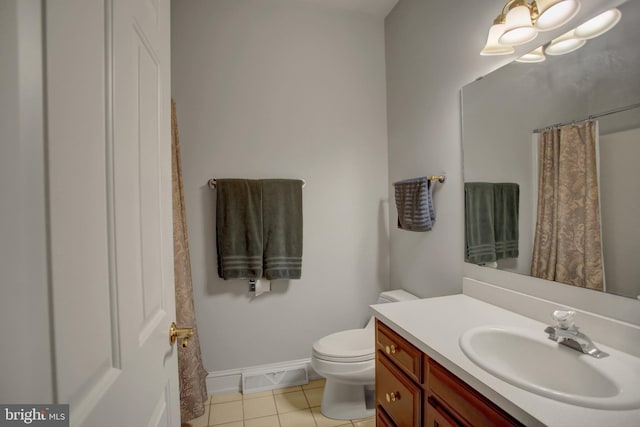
[46,1,179,426]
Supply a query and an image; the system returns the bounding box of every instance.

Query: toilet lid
[312,328,375,362]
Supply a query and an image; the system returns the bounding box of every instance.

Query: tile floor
[182,379,375,427]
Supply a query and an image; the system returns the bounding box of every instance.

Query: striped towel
[464,182,519,264]
[216,179,264,279]
[493,183,519,260]
[394,177,436,232]
[262,179,303,280]
[464,183,496,264]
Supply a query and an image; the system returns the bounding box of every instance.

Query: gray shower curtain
[172,99,208,421]
[531,121,604,290]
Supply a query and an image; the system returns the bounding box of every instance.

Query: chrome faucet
[544,310,609,358]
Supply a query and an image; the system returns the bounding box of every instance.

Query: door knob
[169,322,194,348]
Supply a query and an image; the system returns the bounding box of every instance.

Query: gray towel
[216,179,263,279]
[394,177,436,232]
[465,182,497,264]
[494,183,519,259]
[262,179,303,280]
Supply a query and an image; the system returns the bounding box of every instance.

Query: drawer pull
[385,391,400,403]
[385,344,397,354]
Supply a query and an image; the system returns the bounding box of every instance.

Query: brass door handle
[169,322,194,348]
[385,344,397,355]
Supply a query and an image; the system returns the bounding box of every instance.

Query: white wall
[384,0,621,298]
[0,0,53,403]
[171,0,389,372]
[599,127,640,299]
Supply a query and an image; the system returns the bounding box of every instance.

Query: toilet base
[319,379,375,420]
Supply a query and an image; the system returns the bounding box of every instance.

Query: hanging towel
[216,179,263,279]
[394,177,436,232]
[464,182,497,264]
[261,179,303,280]
[493,183,519,260]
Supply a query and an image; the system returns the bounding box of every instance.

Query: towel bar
[393,175,445,186]
[208,178,306,189]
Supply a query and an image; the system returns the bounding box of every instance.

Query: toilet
[311,289,419,420]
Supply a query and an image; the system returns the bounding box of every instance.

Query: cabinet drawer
[376,406,396,427]
[425,397,458,427]
[376,320,423,383]
[428,360,522,427]
[376,352,421,427]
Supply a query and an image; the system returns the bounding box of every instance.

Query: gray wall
[385,0,515,297]
[171,0,390,372]
[385,0,620,298]
[0,0,53,403]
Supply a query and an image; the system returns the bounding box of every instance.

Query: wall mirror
[462,0,640,300]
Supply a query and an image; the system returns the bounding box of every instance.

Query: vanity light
[480,0,581,55]
[574,8,621,40]
[516,46,546,62]
[481,22,516,55]
[499,1,538,46]
[534,0,581,31]
[545,29,586,55]
[543,8,622,58]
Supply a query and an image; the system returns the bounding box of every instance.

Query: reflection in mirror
[462,0,640,300]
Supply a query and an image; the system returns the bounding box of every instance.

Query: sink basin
[459,325,640,409]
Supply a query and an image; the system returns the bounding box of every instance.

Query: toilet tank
[366,289,419,328]
[377,289,419,304]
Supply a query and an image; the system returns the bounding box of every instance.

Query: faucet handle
[553,309,576,329]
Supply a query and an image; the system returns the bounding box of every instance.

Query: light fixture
[481,21,516,55]
[516,46,546,62]
[500,1,539,46]
[480,0,581,56]
[535,0,581,31]
[545,30,586,55]
[574,8,621,40]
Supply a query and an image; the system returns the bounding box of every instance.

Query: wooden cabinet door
[376,406,396,427]
[425,398,460,427]
[376,353,422,426]
[429,360,522,427]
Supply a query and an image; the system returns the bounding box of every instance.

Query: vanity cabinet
[375,319,523,427]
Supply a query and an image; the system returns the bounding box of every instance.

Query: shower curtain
[172,99,208,421]
[530,121,604,290]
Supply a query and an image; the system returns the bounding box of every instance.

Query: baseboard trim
[206,358,322,396]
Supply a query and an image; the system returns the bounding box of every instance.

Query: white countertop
[370,294,640,427]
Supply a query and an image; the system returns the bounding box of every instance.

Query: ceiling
[294,0,399,18]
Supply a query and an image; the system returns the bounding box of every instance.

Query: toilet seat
[312,328,375,363]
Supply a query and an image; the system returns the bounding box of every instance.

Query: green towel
[216,179,263,279]
[465,183,496,264]
[262,179,303,280]
[464,182,520,264]
[493,183,519,260]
